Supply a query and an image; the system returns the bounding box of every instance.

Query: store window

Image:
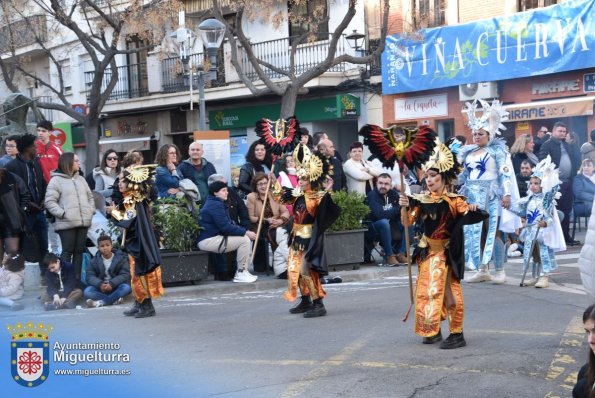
[518,0,557,12]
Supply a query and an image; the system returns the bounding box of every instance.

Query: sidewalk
[15,227,587,310]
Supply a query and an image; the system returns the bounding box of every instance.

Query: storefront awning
[505,96,594,122]
[98,136,153,153]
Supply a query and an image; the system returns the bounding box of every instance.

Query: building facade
[382,0,595,147]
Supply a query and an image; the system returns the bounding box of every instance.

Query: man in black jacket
[364,173,406,266]
[84,235,132,307]
[538,121,581,245]
[5,133,48,278]
[318,138,346,192]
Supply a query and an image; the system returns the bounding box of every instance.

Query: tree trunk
[84,119,100,174]
[279,87,300,119]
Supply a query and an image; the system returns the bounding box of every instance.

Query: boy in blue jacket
[42,253,82,310]
[84,235,132,307]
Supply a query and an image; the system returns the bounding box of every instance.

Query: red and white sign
[395,94,448,120]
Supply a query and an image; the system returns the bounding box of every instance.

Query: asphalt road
[2,241,589,398]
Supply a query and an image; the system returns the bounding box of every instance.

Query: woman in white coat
[343,141,381,195]
[45,153,95,279]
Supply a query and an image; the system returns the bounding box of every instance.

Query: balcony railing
[0,15,47,51]
[84,63,148,101]
[239,34,353,81]
[162,52,205,93]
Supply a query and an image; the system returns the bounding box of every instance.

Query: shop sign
[208,95,361,129]
[585,73,595,93]
[532,80,580,94]
[507,98,594,122]
[394,94,448,120]
[382,0,595,94]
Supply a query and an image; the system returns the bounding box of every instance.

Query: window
[519,0,557,11]
[288,0,328,43]
[58,60,71,94]
[414,0,445,29]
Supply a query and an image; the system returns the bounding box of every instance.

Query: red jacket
[36,140,63,183]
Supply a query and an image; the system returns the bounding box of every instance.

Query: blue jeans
[368,219,396,258]
[84,284,132,305]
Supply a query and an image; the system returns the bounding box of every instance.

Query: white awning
[98,136,153,153]
[506,96,594,122]
[98,137,152,145]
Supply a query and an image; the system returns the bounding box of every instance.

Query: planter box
[160,250,209,284]
[324,229,366,265]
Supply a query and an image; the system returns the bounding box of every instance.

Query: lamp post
[346,29,366,56]
[172,12,226,131]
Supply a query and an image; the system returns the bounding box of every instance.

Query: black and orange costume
[111,165,164,318]
[403,139,487,348]
[273,144,340,318]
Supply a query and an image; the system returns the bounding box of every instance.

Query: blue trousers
[84,284,132,305]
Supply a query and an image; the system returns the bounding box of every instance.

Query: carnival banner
[382,0,595,94]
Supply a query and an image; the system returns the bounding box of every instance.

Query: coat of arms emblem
[8,321,52,387]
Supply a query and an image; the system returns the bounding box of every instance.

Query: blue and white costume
[460,140,516,272]
[459,100,521,284]
[511,156,565,288]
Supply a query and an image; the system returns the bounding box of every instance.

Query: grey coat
[45,171,95,231]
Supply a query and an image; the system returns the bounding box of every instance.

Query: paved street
[1,234,591,398]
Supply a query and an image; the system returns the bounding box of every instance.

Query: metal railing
[239,34,353,81]
[84,63,148,101]
[162,52,204,93]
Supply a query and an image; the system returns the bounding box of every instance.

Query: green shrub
[327,190,370,232]
[153,198,201,252]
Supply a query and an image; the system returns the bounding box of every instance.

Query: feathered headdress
[255,116,300,157]
[292,143,332,190]
[423,138,464,184]
[531,155,561,195]
[359,124,437,170]
[464,99,509,142]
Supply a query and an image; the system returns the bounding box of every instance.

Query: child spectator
[0,253,25,311]
[42,253,82,310]
[510,156,565,288]
[84,235,132,308]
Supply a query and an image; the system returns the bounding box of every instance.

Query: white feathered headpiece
[464,99,509,142]
[531,155,561,195]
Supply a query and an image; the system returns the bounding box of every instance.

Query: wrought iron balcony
[0,15,47,51]
[84,63,148,101]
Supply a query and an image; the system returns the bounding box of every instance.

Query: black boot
[303,298,326,318]
[440,332,466,349]
[289,295,313,314]
[135,299,156,318]
[422,330,442,344]
[123,301,141,317]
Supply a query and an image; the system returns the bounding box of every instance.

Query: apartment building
[1,1,385,168]
[383,0,595,146]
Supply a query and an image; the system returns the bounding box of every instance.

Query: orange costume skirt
[128,255,165,302]
[414,237,464,337]
[283,248,326,302]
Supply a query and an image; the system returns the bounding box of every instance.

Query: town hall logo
[7,321,53,387]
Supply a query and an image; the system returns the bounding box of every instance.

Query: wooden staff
[250,164,276,275]
[400,171,414,322]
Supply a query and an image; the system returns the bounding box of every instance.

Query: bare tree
[207,0,391,118]
[0,0,181,171]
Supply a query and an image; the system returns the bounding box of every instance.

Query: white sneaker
[466,268,492,283]
[86,299,104,308]
[535,275,549,288]
[233,269,258,283]
[523,278,538,287]
[509,251,521,257]
[114,298,124,305]
[492,270,506,284]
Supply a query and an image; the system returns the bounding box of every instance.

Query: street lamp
[172,12,226,131]
[346,29,366,56]
[197,18,226,131]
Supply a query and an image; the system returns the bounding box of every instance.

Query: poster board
[193,130,232,183]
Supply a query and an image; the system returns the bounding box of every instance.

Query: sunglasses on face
[106,157,118,161]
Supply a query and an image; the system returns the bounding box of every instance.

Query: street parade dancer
[459,100,521,284]
[399,139,488,348]
[511,155,565,288]
[272,143,340,318]
[109,164,164,318]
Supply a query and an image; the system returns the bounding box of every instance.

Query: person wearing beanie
[197,181,258,283]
